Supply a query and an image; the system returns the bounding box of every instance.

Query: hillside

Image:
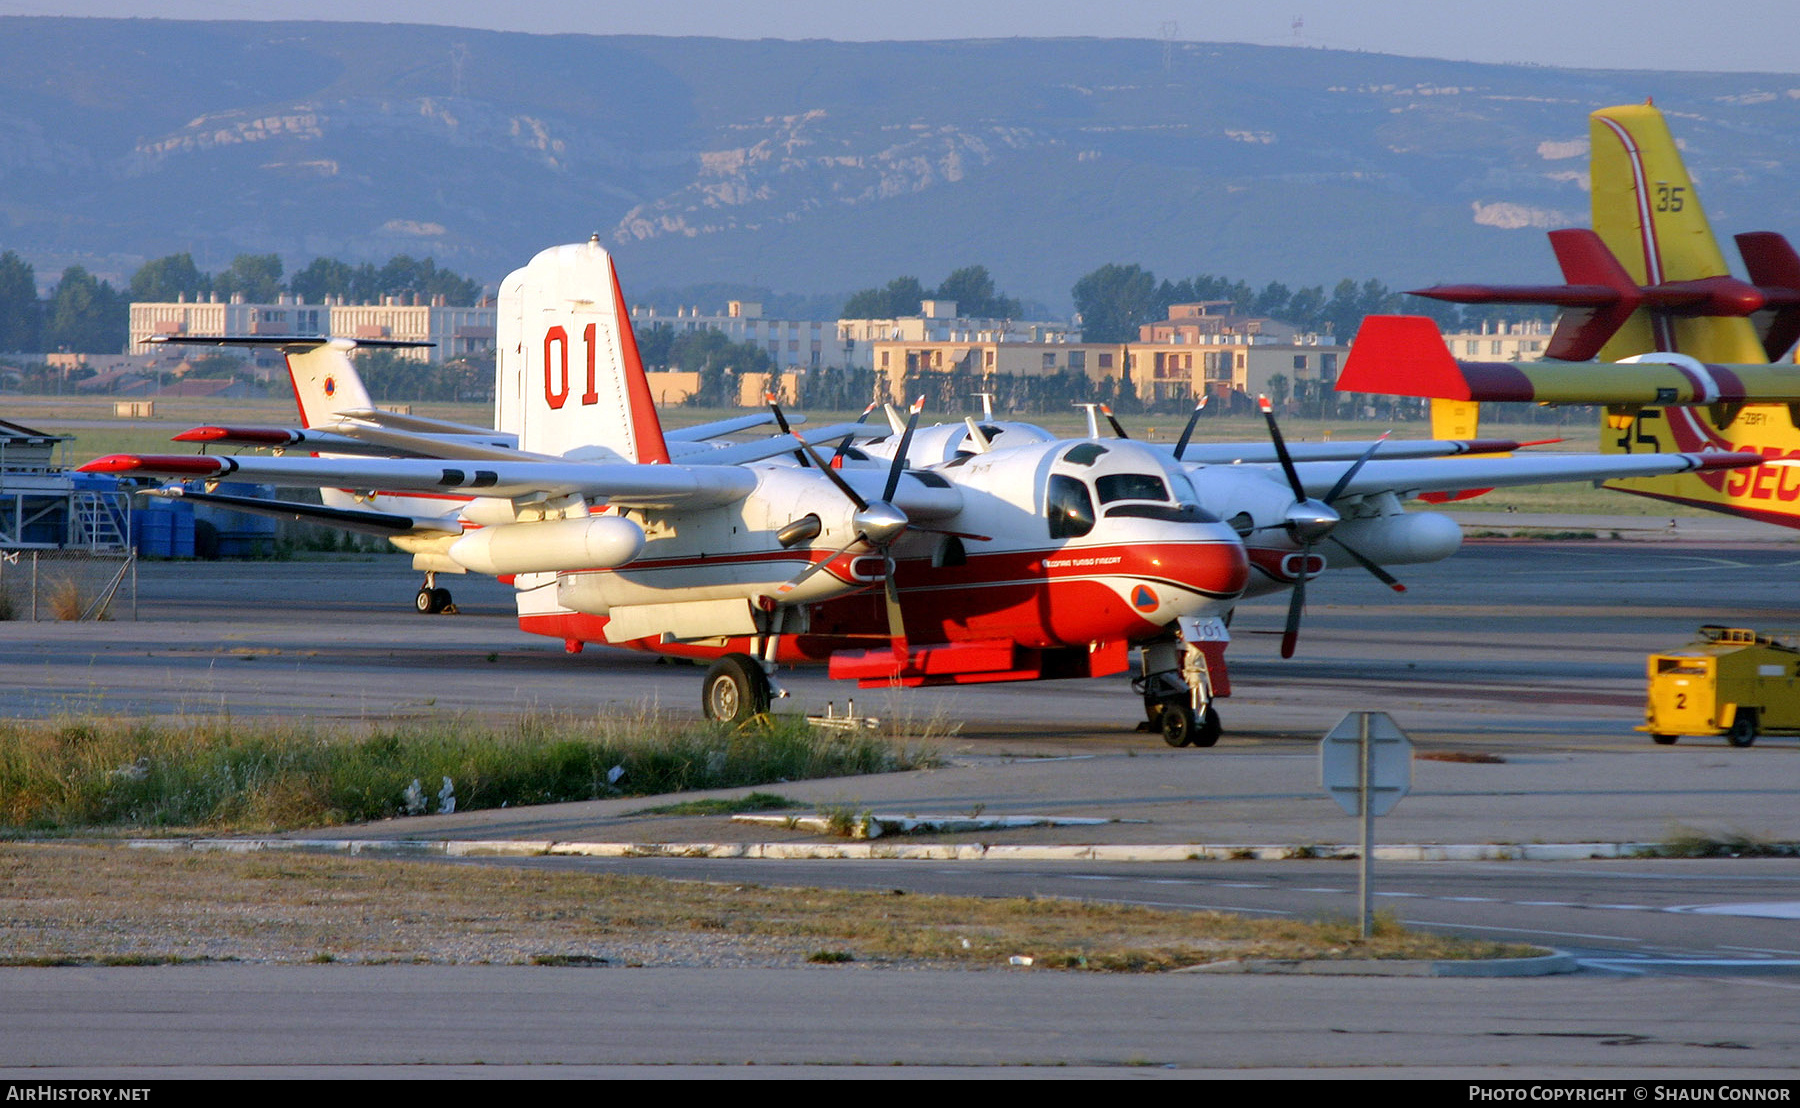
[2,18,1797,306]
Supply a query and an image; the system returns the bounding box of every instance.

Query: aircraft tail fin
[1735,232,1800,361]
[1430,398,1482,442]
[1589,102,1766,363]
[495,237,672,464]
[1543,228,1643,360]
[286,341,374,429]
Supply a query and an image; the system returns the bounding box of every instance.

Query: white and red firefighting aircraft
[85,240,1760,746]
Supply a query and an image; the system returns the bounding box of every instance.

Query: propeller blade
[1280,551,1307,660]
[1258,395,1307,504]
[774,538,862,596]
[766,393,811,468]
[1321,431,1391,506]
[829,401,880,466]
[883,552,909,655]
[1327,535,1406,593]
[1101,404,1129,439]
[880,399,923,504]
[792,432,869,511]
[1172,396,1208,461]
[912,525,993,543]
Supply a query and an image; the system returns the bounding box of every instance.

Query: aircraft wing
[1174,438,1523,465]
[172,425,422,457]
[688,422,887,466]
[1287,450,1758,502]
[175,419,874,468]
[329,407,504,436]
[141,486,461,538]
[310,421,558,462]
[666,411,797,442]
[1338,316,1800,405]
[80,453,757,510]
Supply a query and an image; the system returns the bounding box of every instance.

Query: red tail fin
[609,257,670,465]
[1546,229,1643,360]
[1736,232,1800,361]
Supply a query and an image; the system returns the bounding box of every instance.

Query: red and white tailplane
[495,236,672,464]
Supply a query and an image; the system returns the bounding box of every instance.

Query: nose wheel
[1156,700,1222,748]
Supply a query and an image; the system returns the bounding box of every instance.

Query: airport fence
[0,548,136,622]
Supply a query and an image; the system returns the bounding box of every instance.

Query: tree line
[0,250,486,354]
[840,261,1529,342]
[841,265,1023,320]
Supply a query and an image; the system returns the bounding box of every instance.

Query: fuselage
[517,436,1249,664]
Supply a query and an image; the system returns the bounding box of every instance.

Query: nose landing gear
[1135,621,1224,748]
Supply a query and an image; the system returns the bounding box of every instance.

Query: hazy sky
[2,0,1796,74]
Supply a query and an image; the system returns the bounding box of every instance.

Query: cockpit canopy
[1045,442,1218,538]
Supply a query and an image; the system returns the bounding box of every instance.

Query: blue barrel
[187,481,276,558]
[132,504,173,557]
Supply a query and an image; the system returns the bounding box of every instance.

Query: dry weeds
[0,844,1535,970]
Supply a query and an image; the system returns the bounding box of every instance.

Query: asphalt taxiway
[5,535,1800,1075]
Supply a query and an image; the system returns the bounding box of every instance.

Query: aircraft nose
[1138,519,1250,602]
[1206,529,1251,599]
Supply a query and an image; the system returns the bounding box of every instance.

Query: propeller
[772,398,925,653]
[1100,404,1130,440]
[1254,395,1404,659]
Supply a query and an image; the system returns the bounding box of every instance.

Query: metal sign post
[1320,711,1413,937]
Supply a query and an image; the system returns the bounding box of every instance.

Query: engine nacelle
[450,515,645,576]
[1328,511,1462,568]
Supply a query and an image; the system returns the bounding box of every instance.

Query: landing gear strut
[414,571,455,615]
[1134,628,1222,748]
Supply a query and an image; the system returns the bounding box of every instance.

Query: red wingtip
[1696,452,1767,472]
[78,454,227,476]
[171,427,229,443]
[77,454,142,474]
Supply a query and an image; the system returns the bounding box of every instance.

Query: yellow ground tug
[1639,626,1800,747]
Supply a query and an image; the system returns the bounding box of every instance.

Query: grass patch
[1417,751,1506,764]
[1654,825,1800,859]
[0,713,934,834]
[628,791,805,817]
[0,845,1538,970]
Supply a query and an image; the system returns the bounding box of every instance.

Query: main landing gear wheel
[1651,733,1679,746]
[702,653,772,724]
[414,586,454,614]
[1727,711,1759,748]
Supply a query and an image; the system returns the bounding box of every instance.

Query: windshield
[1095,472,1170,504]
